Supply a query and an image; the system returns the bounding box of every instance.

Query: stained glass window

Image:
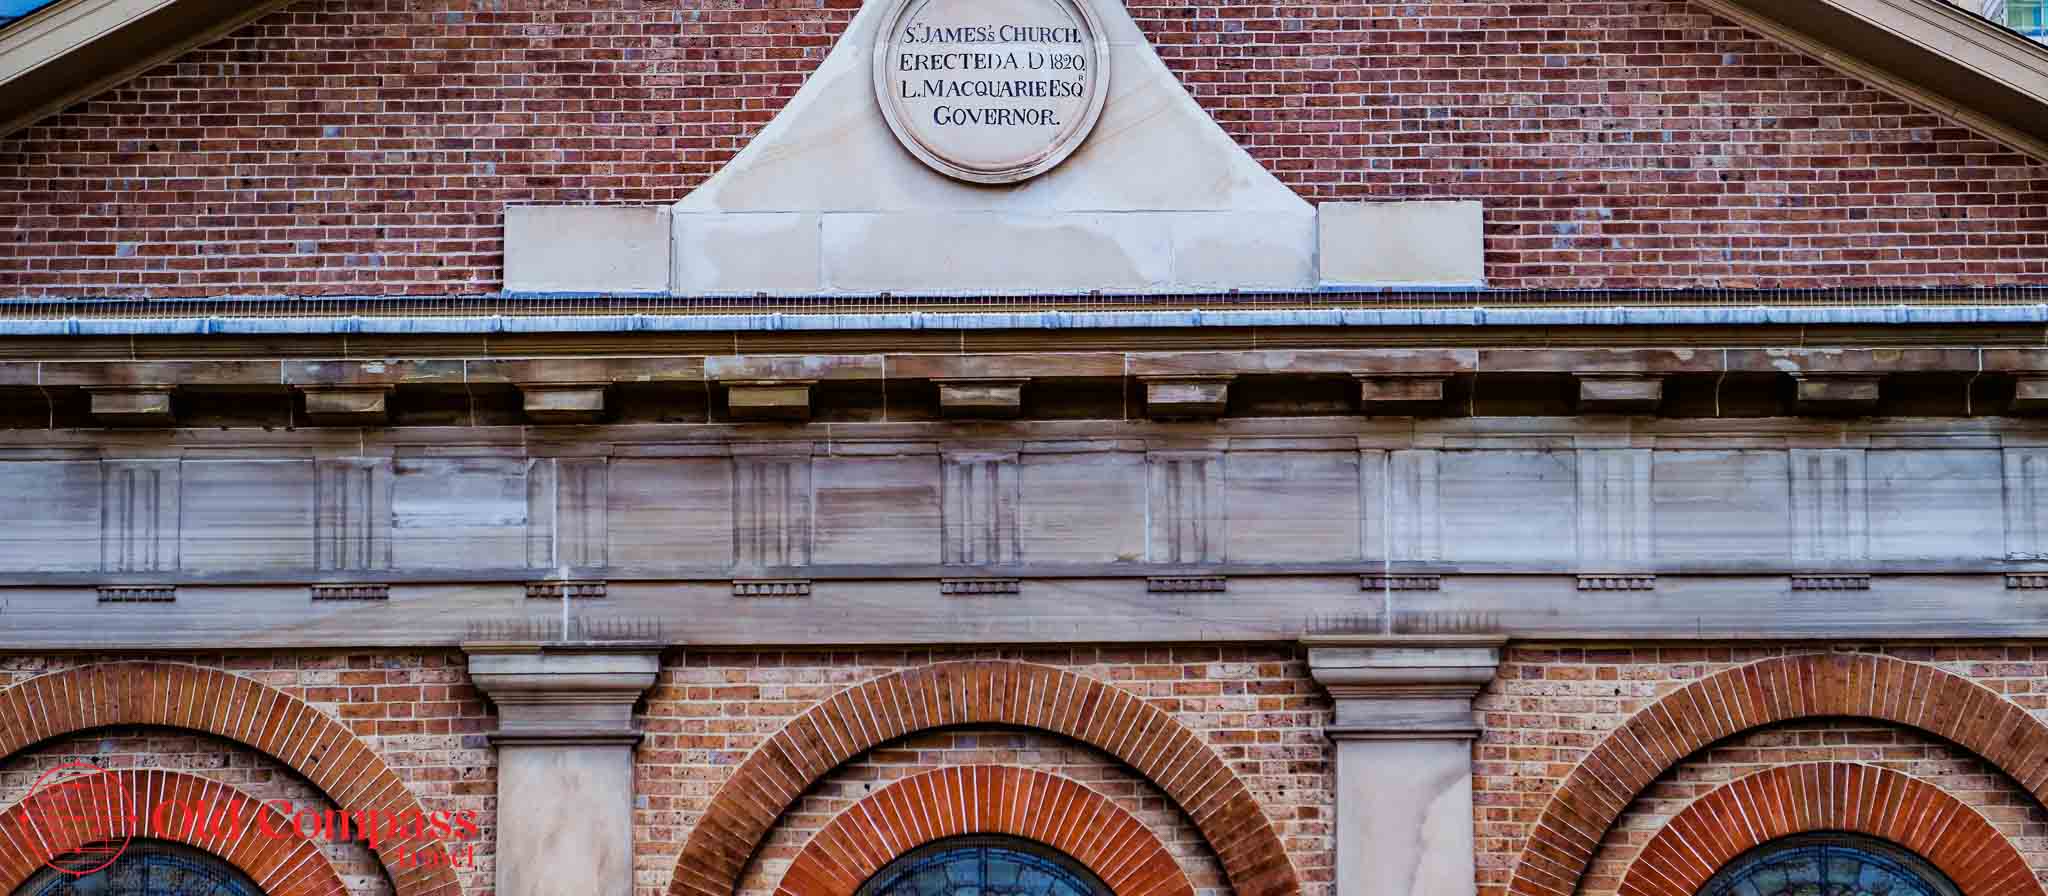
[15,840,265,896]
[854,835,1112,896]
[1697,832,1962,896]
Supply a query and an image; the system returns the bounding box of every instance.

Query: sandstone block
[504,205,671,294]
[1319,200,1485,287]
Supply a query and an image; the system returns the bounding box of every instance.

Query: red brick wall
[0,653,497,896]
[2,0,2045,294]
[1475,645,2048,896]
[774,764,1202,896]
[0,730,395,896]
[749,730,1227,895]
[634,646,1333,896]
[1581,721,2048,895]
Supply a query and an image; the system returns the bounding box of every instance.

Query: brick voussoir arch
[0,661,464,896]
[776,765,1199,896]
[1619,762,2044,896]
[669,660,1301,896]
[0,769,350,896]
[1509,652,2048,896]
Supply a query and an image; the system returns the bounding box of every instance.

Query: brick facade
[2,0,2045,294]
[1612,761,2040,896]
[0,767,352,896]
[6,645,2048,896]
[6,0,2048,882]
[0,653,494,896]
[775,764,1196,896]
[1581,721,2048,896]
[668,658,1300,896]
[1477,646,2048,896]
[746,730,1228,896]
[0,731,392,896]
[634,647,1332,896]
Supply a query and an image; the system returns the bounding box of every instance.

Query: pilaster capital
[1302,634,1505,741]
[464,642,664,744]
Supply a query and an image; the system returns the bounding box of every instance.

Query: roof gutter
[1,303,2046,336]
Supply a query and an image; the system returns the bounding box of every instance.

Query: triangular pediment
[674,0,1305,216]
[667,0,1319,295]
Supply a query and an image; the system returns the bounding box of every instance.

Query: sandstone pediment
[663,0,1329,295]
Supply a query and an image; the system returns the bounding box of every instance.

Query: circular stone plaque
[873,0,1109,184]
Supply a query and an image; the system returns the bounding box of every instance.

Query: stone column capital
[464,642,663,745]
[1303,634,1505,740]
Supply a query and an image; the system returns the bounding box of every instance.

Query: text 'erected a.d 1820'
[872,0,1109,183]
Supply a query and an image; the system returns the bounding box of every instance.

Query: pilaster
[466,643,663,896]
[1305,635,1503,896]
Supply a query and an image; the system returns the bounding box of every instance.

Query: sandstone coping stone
[504,205,672,294]
[1318,200,1485,288]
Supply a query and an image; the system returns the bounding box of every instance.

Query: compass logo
[18,761,136,875]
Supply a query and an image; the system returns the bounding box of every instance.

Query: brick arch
[1619,762,2044,896]
[776,765,1199,896]
[1510,653,2048,896]
[0,768,350,895]
[0,662,462,896]
[669,660,1299,896]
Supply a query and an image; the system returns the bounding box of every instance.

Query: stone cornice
[3,345,2046,424]
[1304,635,1506,740]
[464,642,663,741]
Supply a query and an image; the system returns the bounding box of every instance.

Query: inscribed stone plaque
[873,0,1108,183]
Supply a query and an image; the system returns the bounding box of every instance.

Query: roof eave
[0,0,291,138]
[1694,0,2048,160]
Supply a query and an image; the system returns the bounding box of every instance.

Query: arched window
[1697,832,1963,896]
[854,835,1112,896]
[14,840,265,896]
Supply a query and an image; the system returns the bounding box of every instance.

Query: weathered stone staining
[1356,375,1447,415]
[86,387,173,425]
[1792,373,1883,415]
[2013,375,2048,413]
[300,385,392,426]
[1142,375,1231,419]
[1575,374,1664,414]
[724,380,814,421]
[935,378,1027,417]
[518,384,607,424]
[874,0,1107,183]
